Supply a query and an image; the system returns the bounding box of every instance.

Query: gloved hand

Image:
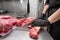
[31,18,50,27]
[38,13,46,19]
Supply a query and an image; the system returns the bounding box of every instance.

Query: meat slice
[16,18,27,26]
[0,19,13,34]
[27,25,32,29]
[16,17,35,27]
[29,27,41,39]
[0,22,3,33]
[0,15,13,19]
[21,17,35,26]
[7,19,18,26]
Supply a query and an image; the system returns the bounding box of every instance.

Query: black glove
[31,18,50,27]
[38,13,46,19]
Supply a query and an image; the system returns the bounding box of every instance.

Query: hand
[38,13,46,19]
[31,18,50,27]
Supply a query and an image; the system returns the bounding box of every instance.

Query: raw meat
[0,15,12,19]
[0,19,14,36]
[16,18,27,26]
[21,17,35,26]
[7,19,18,26]
[29,27,41,39]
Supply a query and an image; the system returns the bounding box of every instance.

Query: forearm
[42,5,49,14]
[38,4,49,19]
[48,8,60,24]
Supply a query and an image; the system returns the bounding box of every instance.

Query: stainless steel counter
[0,27,53,40]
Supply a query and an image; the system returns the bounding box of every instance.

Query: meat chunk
[29,27,41,39]
[16,18,27,26]
[21,17,35,26]
[0,15,12,19]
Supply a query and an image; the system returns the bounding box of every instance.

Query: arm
[38,5,49,19]
[31,0,60,27]
[31,8,60,27]
[48,8,60,24]
[38,0,50,19]
[42,5,49,14]
[42,0,50,14]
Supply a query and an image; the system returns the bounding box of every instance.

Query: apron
[46,7,60,40]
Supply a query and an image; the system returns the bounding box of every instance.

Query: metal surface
[0,0,28,17]
[0,27,53,40]
[38,0,44,18]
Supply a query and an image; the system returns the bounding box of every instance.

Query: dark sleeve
[45,0,49,5]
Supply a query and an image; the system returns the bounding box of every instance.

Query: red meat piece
[0,15,12,19]
[27,25,32,29]
[21,17,35,26]
[0,19,13,33]
[16,18,27,26]
[29,27,41,39]
[7,19,18,26]
[0,22,3,33]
